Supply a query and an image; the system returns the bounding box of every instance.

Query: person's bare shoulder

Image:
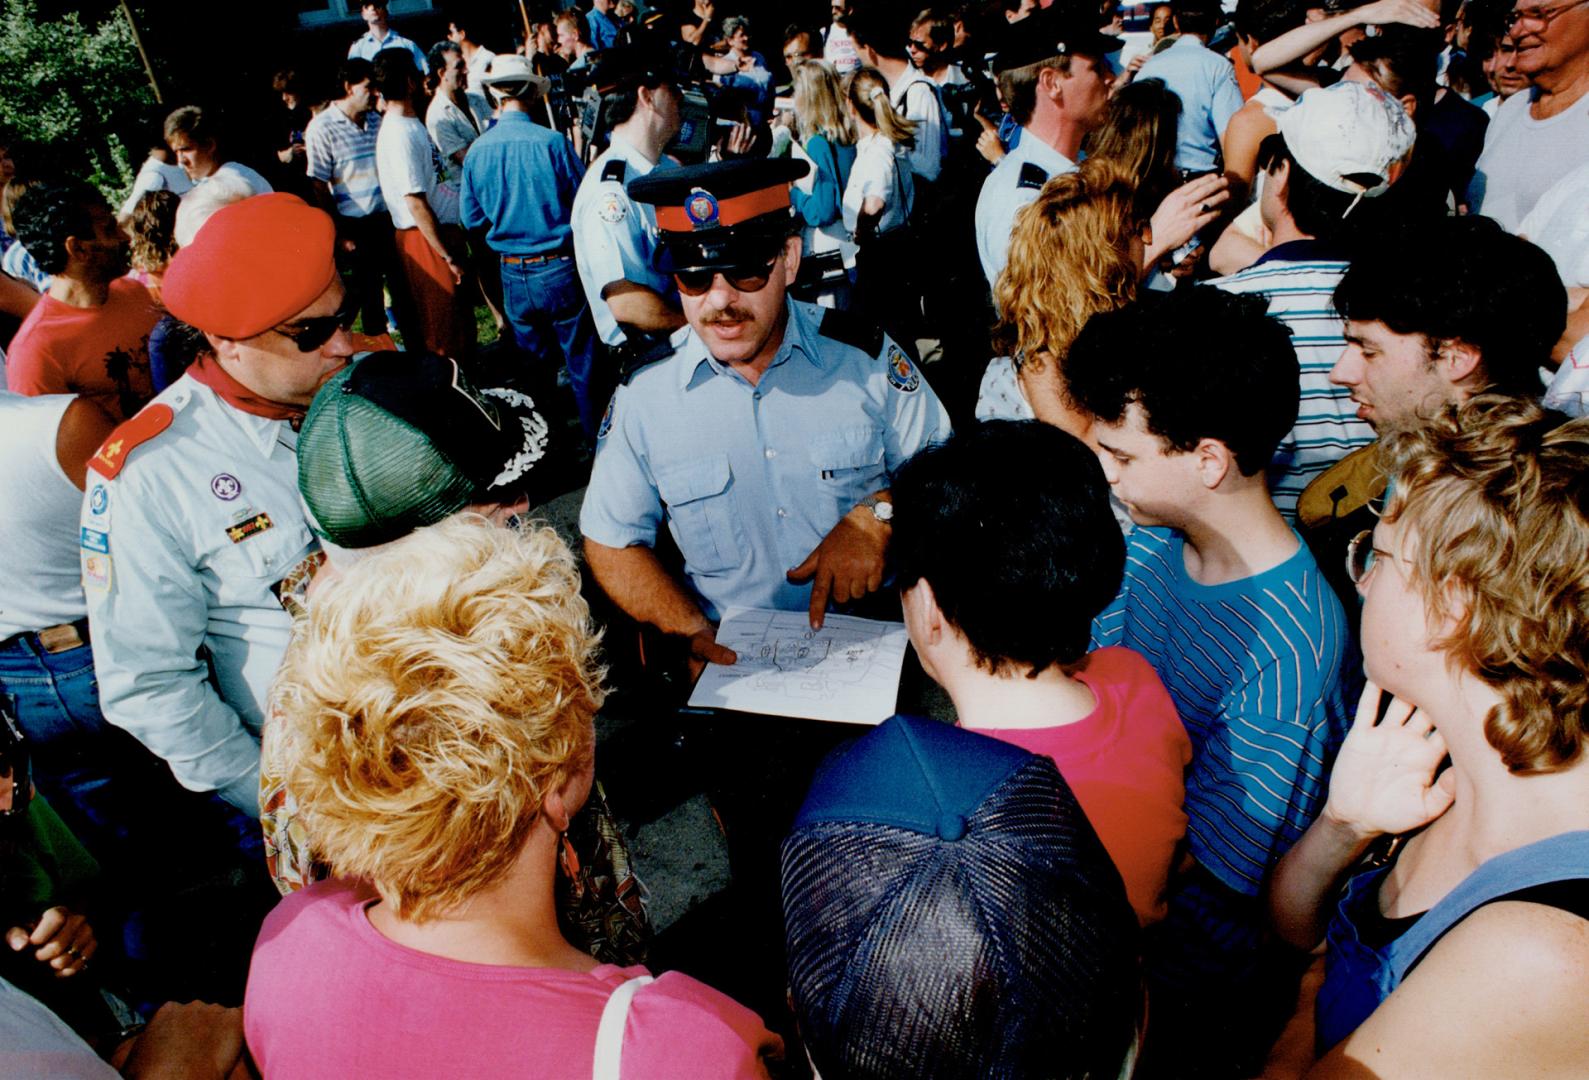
[1312,897,1589,1078]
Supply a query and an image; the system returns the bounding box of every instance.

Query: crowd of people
[2,0,1588,1074]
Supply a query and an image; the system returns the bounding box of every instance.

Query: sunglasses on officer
[270,292,359,352]
[673,255,780,297]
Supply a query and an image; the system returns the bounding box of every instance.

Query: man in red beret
[79,193,354,819]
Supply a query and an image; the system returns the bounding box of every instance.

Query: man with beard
[6,179,159,422]
[579,158,951,673]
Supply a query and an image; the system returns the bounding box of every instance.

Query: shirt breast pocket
[809,427,887,520]
[656,455,744,575]
[206,516,316,606]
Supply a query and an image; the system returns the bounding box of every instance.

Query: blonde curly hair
[992,158,1143,373]
[270,514,607,921]
[1380,395,1589,774]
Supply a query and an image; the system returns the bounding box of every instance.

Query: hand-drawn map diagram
[687,608,910,724]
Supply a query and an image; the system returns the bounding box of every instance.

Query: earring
[558,824,580,878]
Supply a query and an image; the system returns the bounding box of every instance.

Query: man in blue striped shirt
[1071,287,1357,1077]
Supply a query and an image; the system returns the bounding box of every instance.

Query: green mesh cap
[297,352,550,549]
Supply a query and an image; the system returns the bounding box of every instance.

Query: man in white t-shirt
[447,13,499,94]
[847,7,950,186]
[1468,0,1589,229]
[372,50,472,359]
[823,0,861,73]
[163,106,272,197]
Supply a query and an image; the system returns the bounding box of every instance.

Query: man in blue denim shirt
[461,56,600,435]
[580,159,950,674]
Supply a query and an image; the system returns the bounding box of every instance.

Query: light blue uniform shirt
[347,27,430,73]
[570,134,676,347]
[1135,37,1244,173]
[461,112,585,256]
[580,300,952,621]
[973,131,1077,290]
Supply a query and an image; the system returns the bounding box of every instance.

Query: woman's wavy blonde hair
[1380,395,1589,774]
[270,514,607,921]
[846,66,916,148]
[992,157,1143,371]
[793,60,856,146]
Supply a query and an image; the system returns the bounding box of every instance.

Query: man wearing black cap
[570,46,687,357]
[974,9,1121,289]
[579,158,951,672]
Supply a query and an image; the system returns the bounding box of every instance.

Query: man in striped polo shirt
[1212,80,1416,520]
[304,58,415,346]
[1070,287,1357,1078]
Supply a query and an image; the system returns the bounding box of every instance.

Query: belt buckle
[36,623,85,654]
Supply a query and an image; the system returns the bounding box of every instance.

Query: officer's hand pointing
[787,506,889,630]
[685,624,738,683]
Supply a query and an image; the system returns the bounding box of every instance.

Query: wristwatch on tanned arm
[858,495,893,524]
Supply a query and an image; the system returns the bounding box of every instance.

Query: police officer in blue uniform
[579,157,951,674]
[974,10,1122,290]
[570,46,687,357]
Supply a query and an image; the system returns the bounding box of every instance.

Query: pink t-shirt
[968,646,1192,925]
[245,879,782,1079]
[5,276,158,422]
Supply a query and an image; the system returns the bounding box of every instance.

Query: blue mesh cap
[781,716,1141,1080]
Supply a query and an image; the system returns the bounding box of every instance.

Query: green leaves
[0,1,155,197]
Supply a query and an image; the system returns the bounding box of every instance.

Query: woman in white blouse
[842,66,916,337]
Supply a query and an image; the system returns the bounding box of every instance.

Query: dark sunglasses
[906,37,933,51]
[674,257,778,297]
[271,293,359,352]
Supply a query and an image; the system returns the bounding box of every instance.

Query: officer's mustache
[700,307,755,325]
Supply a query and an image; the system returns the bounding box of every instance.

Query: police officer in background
[82,194,352,816]
[974,10,1121,290]
[570,46,687,364]
[579,158,952,675]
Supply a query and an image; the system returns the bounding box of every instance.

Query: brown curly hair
[992,157,1143,373]
[127,189,180,275]
[1379,395,1589,773]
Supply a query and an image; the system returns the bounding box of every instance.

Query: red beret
[163,193,338,339]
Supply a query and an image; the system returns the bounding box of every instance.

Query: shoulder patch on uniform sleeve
[597,393,617,440]
[601,159,627,183]
[598,192,629,224]
[885,344,921,393]
[1018,162,1049,191]
[88,404,175,480]
[818,308,885,358]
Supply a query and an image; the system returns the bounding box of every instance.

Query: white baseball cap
[1268,80,1416,208]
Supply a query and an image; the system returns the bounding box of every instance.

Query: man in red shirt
[7,179,159,421]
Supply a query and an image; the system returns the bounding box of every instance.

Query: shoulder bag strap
[592,974,655,1080]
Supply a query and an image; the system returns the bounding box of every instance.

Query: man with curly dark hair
[6,178,160,421]
[1295,216,1567,607]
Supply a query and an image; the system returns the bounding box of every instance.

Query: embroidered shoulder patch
[89,404,174,480]
[597,394,617,440]
[82,552,112,593]
[598,192,628,224]
[886,345,920,393]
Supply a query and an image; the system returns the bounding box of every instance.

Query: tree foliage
[0,0,157,196]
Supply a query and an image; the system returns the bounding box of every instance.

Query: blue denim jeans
[500,255,600,436]
[0,635,263,876]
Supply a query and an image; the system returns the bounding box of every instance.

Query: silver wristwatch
[858,495,894,523]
